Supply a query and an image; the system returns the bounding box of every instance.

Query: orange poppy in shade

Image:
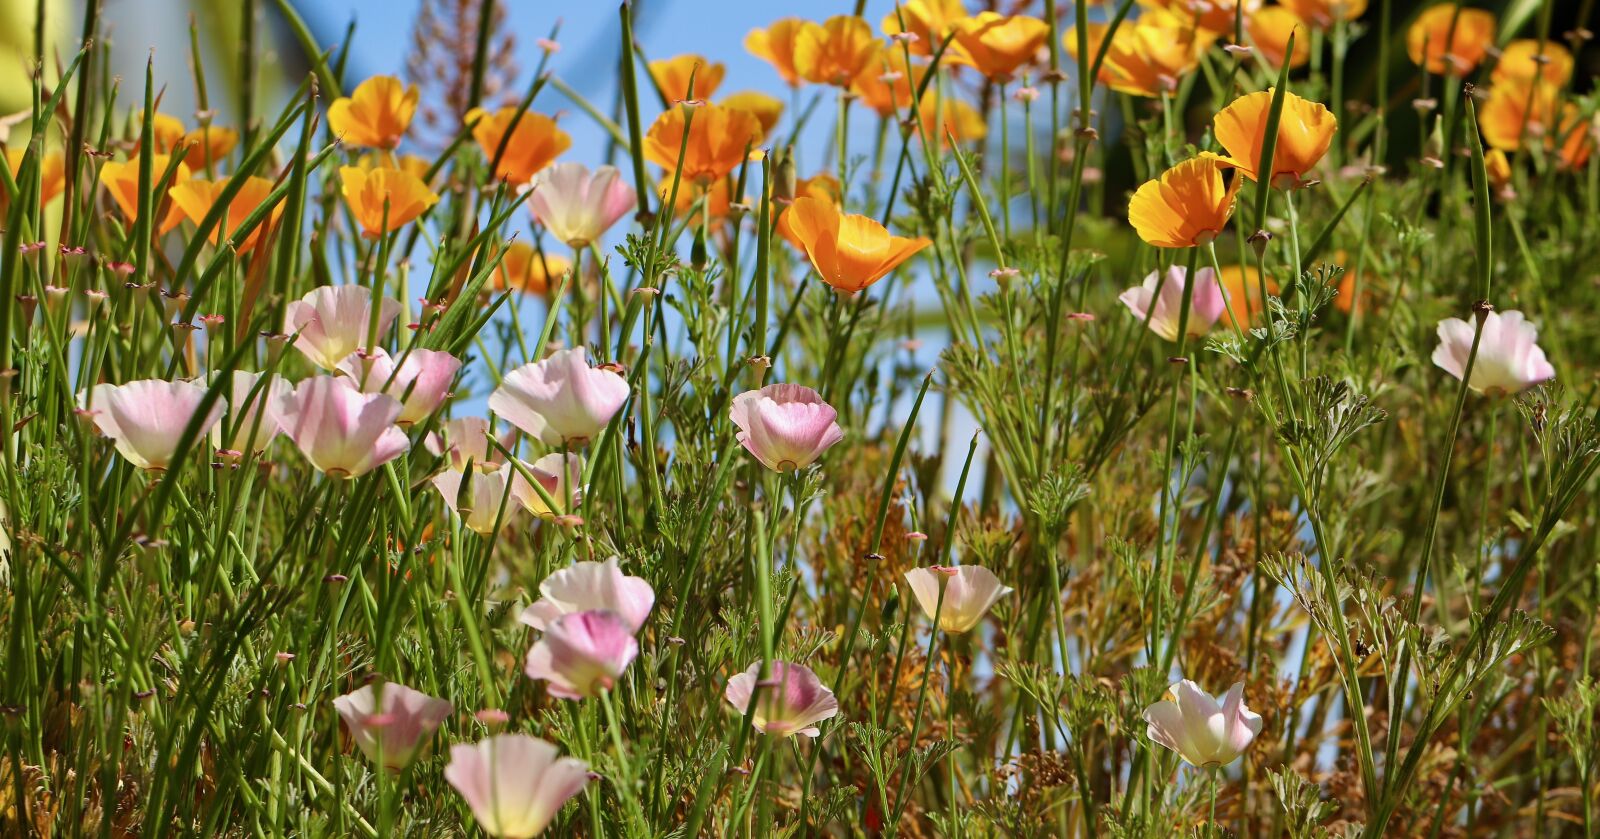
[720,91,785,140]
[953,12,1050,80]
[1069,11,1215,99]
[794,15,879,87]
[851,47,925,117]
[917,97,988,146]
[339,166,440,237]
[1280,0,1367,29]
[144,111,188,152]
[649,54,725,102]
[1479,81,1592,170]
[492,241,570,296]
[746,18,809,86]
[328,76,420,149]
[775,173,842,250]
[1207,89,1337,188]
[181,125,239,168]
[1141,0,1260,35]
[1248,7,1311,69]
[1328,249,1378,316]
[783,196,930,293]
[881,0,968,56]
[100,154,192,234]
[1492,40,1574,87]
[644,102,764,185]
[465,107,571,183]
[5,149,65,206]
[1406,4,1495,76]
[168,176,285,253]
[1215,264,1278,328]
[1128,157,1240,248]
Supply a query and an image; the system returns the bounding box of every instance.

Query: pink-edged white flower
[1118,265,1228,342]
[331,680,454,772]
[509,452,585,518]
[432,462,522,534]
[723,660,839,739]
[211,371,288,456]
[1143,680,1262,768]
[523,610,639,700]
[518,556,655,633]
[270,375,409,478]
[336,347,462,426]
[489,347,630,446]
[444,733,590,838]
[425,416,516,472]
[729,383,845,472]
[285,285,403,370]
[81,379,226,471]
[526,162,636,248]
[1432,309,1555,395]
[903,565,1014,634]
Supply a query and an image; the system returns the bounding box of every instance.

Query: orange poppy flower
[1069,11,1216,99]
[1406,4,1495,76]
[658,177,740,230]
[881,0,968,56]
[492,241,570,295]
[1215,264,1277,329]
[649,54,725,102]
[168,176,285,253]
[1141,0,1260,35]
[850,47,925,118]
[356,152,434,182]
[644,102,764,185]
[794,15,879,87]
[952,12,1050,80]
[917,97,988,146]
[100,154,192,234]
[1479,81,1592,170]
[181,125,239,169]
[1491,40,1574,87]
[720,91,785,140]
[1128,157,1240,248]
[1484,148,1512,191]
[1207,89,1336,188]
[1248,7,1311,69]
[783,195,930,293]
[1280,0,1366,29]
[465,107,571,183]
[144,111,188,153]
[5,149,65,206]
[328,76,420,149]
[746,18,809,86]
[1329,249,1378,316]
[339,166,440,237]
[775,173,842,251]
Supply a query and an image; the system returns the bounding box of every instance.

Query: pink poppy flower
[1143,679,1263,767]
[212,370,288,456]
[508,452,585,518]
[517,557,655,633]
[431,462,522,534]
[444,734,590,837]
[82,379,226,471]
[489,348,630,446]
[523,610,639,700]
[285,285,403,370]
[526,162,636,248]
[336,347,462,426]
[723,660,839,739]
[424,416,498,471]
[331,680,454,772]
[270,375,409,478]
[903,565,1014,633]
[1432,309,1555,395]
[728,383,845,472]
[1118,265,1228,342]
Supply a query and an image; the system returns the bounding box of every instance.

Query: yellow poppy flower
[1208,89,1337,188]
[794,15,879,87]
[746,18,809,86]
[1128,157,1240,248]
[492,241,570,296]
[339,166,440,237]
[1406,4,1495,76]
[1491,40,1574,87]
[5,149,65,206]
[881,0,968,56]
[100,154,192,234]
[1247,7,1311,70]
[356,152,433,182]
[168,176,285,253]
[953,12,1050,80]
[328,76,420,149]
[775,173,842,251]
[649,54,725,102]
[1280,0,1367,29]
[783,195,930,293]
[644,102,764,185]
[720,91,785,140]
[466,107,571,183]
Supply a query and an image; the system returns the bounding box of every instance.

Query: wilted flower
[1143,680,1262,767]
[1432,310,1555,395]
[782,196,930,293]
[489,347,630,446]
[332,680,453,771]
[518,556,655,633]
[648,54,725,102]
[81,379,226,471]
[729,383,845,472]
[339,166,440,236]
[526,162,635,248]
[724,660,839,738]
[212,370,288,456]
[168,176,285,253]
[270,376,409,478]
[1127,157,1240,248]
[336,347,461,427]
[285,285,404,370]
[1406,4,1495,76]
[524,610,639,699]
[903,565,1014,633]
[328,76,420,149]
[643,102,765,185]
[444,734,589,837]
[467,107,571,183]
